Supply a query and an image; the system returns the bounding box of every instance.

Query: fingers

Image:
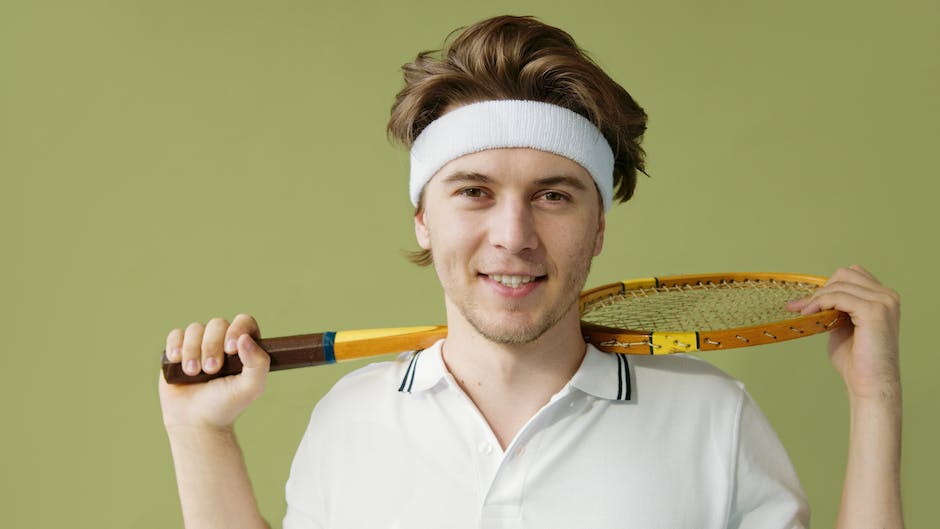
[201,318,230,375]
[181,322,206,376]
[795,267,899,325]
[225,314,261,355]
[828,264,883,291]
[234,333,270,393]
[785,296,813,313]
[787,266,898,315]
[801,282,895,316]
[165,328,183,363]
[165,314,261,377]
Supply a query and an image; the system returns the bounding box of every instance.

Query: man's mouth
[487,274,543,289]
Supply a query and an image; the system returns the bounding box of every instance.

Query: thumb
[235,333,270,389]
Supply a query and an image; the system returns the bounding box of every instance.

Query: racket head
[578,272,846,355]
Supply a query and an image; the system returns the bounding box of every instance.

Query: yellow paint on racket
[650,332,700,354]
[332,325,448,362]
[334,326,443,343]
[621,277,658,290]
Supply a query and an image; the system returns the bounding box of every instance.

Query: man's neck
[441,304,586,450]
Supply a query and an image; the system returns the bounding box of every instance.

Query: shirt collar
[569,344,633,401]
[398,340,634,402]
[397,339,448,394]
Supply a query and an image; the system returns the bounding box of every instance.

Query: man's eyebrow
[439,171,492,185]
[534,175,590,190]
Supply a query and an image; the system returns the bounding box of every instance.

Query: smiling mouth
[486,274,545,288]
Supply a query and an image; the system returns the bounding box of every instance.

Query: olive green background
[1,0,936,527]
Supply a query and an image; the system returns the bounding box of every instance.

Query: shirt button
[478,441,493,455]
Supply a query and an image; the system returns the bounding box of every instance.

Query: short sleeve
[282,411,325,529]
[727,392,810,529]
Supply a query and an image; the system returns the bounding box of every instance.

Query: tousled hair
[389,15,648,266]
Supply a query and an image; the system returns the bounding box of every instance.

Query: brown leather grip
[161,333,327,384]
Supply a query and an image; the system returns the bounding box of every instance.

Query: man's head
[387,15,647,344]
[388,16,647,247]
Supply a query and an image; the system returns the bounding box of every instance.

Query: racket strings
[581,280,818,332]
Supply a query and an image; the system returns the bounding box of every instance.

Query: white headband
[409,100,615,211]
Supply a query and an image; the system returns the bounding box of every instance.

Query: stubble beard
[454,257,593,346]
[463,302,572,345]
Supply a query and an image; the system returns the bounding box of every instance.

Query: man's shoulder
[326,350,418,397]
[630,352,743,382]
[625,352,747,402]
[308,350,424,423]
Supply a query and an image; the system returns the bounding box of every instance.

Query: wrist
[847,376,901,402]
[847,382,902,421]
[165,422,237,444]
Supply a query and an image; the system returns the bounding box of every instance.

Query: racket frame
[163,272,845,384]
[579,272,846,355]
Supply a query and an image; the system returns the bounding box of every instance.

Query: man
[159,16,903,529]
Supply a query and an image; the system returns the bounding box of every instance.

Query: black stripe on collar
[616,353,632,401]
[398,350,423,393]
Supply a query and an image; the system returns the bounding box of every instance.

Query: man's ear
[593,213,606,256]
[414,209,431,250]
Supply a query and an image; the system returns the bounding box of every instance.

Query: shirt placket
[479,437,527,529]
[440,376,508,520]
[479,388,574,529]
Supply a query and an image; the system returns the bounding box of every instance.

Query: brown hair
[389,15,648,266]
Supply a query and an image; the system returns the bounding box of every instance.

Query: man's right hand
[158,314,271,432]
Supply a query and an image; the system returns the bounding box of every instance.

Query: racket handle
[161,326,449,384]
[161,333,328,384]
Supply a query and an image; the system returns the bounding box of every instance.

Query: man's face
[415,147,605,345]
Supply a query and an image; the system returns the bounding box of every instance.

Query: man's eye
[459,187,484,198]
[541,191,567,202]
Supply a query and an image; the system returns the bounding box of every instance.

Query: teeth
[489,274,535,288]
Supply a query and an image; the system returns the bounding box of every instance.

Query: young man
[159,16,903,529]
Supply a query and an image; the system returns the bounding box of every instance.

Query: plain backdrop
[1,0,937,527]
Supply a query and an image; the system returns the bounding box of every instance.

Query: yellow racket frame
[579,272,846,355]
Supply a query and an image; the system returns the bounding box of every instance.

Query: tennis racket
[162,272,846,384]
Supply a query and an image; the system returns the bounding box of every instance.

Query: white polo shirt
[284,341,809,529]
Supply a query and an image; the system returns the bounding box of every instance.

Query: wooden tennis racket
[162,272,846,384]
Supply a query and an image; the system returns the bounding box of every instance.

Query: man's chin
[467,315,557,346]
[474,328,548,345]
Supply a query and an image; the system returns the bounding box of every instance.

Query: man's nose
[487,199,539,254]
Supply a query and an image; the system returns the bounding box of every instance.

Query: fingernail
[204,357,218,371]
[184,359,199,375]
[168,346,181,361]
[224,339,236,353]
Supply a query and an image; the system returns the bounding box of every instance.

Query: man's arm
[839,382,902,529]
[165,423,270,529]
[158,316,272,529]
[789,265,904,529]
